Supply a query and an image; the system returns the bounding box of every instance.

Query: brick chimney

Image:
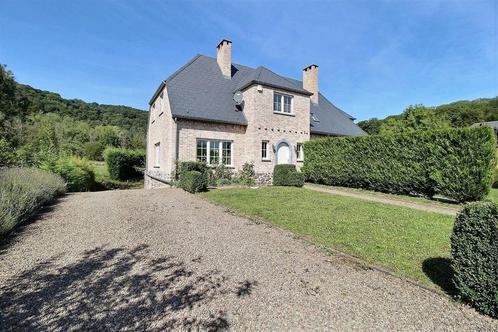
[303,64,319,104]
[216,39,232,78]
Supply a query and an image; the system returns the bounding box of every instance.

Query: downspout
[174,117,180,179]
[174,117,179,162]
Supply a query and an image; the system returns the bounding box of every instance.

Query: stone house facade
[145,39,365,188]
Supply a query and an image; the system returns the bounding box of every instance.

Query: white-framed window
[261,141,269,160]
[154,142,160,167]
[296,143,303,161]
[273,92,293,114]
[196,139,232,166]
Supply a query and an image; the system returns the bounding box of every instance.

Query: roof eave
[173,114,248,126]
[149,81,166,105]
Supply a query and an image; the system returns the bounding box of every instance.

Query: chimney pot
[216,39,232,78]
[303,64,319,103]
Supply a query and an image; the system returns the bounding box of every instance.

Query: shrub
[43,156,95,192]
[0,168,66,235]
[104,148,145,181]
[209,164,232,186]
[273,164,305,187]
[84,141,105,161]
[303,127,496,202]
[180,170,207,193]
[238,162,255,186]
[177,161,208,179]
[451,201,498,317]
[177,161,208,192]
[0,138,15,167]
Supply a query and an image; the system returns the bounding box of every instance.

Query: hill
[15,83,147,132]
[358,97,498,135]
[0,64,148,166]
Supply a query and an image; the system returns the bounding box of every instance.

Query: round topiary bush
[273,164,304,187]
[451,201,498,317]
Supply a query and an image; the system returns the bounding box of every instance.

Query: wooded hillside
[0,64,147,166]
[358,98,498,135]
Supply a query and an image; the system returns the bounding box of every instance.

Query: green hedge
[451,201,498,317]
[1,168,66,235]
[303,127,496,202]
[177,161,208,179]
[180,170,207,193]
[273,164,304,187]
[104,148,145,181]
[178,161,208,193]
[42,157,95,192]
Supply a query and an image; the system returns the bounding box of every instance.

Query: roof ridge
[165,54,202,83]
[199,54,256,71]
[259,66,302,89]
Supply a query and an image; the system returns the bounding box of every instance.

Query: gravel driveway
[0,188,496,331]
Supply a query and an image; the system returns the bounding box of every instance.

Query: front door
[276,142,291,164]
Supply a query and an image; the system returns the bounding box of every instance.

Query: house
[145,39,365,188]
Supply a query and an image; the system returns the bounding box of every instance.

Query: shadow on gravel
[422,257,456,296]
[0,244,256,331]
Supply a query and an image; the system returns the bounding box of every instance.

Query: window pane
[261,141,267,159]
[297,143,303,160]
[284,95,292,113]
[197,140,207,162]
[222,141,231,165]
[210,141,220,165]
[273,93,282,112]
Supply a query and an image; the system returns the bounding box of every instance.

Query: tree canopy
[0,64,147,166]
[358,98,498,135]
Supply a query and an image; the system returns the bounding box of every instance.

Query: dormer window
[273,92,293,114]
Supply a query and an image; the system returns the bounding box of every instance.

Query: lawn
[89,161,144,190]
[489,188,498,204]
[202,187,455,291]
[91,161,109,182]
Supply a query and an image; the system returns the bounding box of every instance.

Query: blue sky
[0,0,496,120]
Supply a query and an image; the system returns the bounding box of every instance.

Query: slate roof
[151,54,365,136]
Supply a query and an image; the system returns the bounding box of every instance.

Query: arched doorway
[276,142,291,164]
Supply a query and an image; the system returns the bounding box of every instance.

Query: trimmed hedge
[1,168,66,235]
[178,161,208,193]
[303,127,496,202]
[451,201,498,317]
[104,148,145,181]
[180,170,207,193]
[273,164,304,187]
[177,161,208,179]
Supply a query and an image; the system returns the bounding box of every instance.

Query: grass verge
[202,186,455,291]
